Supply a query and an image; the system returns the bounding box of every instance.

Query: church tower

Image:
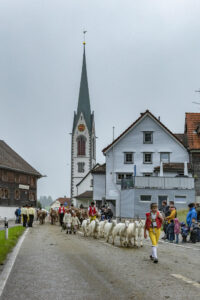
[71,42,96,206]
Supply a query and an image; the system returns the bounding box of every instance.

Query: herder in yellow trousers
[144,203,163,263]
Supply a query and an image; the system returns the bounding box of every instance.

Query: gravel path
[0,224,199,300]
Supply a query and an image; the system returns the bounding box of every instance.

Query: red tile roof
[56,197,71,206]
[185,113,200,150]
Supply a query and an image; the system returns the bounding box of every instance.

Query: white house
[101,110,195,218]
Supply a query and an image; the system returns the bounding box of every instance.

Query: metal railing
[121,176,194,190]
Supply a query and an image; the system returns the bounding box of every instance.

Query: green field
[177,209,188,223]
[0,226,25,265]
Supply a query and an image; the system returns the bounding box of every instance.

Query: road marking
[171,274,200,288]
[0,228,29,297]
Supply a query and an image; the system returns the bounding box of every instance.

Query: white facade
[104,112,191,217]
[76,172,93,197]
[93,173,106,202]
[0,206,18,220]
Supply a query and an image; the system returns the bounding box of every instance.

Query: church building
[71,42,96,206]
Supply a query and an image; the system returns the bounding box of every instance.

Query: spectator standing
[165,206,177,239]
[21,205,28,227]
[174,218,181,244]
[186,203,197,228]
[167,220,175,243]
[195,203,200,222]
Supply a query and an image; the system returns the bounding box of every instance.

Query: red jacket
[145,212,162,230]
[58,207,65,214]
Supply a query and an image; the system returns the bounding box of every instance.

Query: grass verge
[177,209,188,223]
[0,226,25,265]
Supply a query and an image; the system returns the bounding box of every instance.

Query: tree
[37,201,42,209]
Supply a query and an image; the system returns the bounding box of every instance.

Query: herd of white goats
[81,219,145,248]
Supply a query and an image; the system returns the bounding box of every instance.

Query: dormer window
[143,132,153,144]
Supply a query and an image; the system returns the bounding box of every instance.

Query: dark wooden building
[0,140,42,208]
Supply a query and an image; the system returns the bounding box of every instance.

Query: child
[180,222,189,243]
[144,203,163,263]
[167,220,175,243]
[63,209,72,234]
[174,218,181,244]
[72,213,81,234]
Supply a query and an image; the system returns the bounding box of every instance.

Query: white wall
[0,206,18,220]
[105,114,190,217]
[93,174,106,201]
[77,173,93,196]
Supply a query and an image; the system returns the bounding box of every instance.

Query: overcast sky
[0,0,200,200]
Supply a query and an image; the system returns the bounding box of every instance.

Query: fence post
[4,217,8,240]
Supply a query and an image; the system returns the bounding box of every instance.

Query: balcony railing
[121,176,194,190]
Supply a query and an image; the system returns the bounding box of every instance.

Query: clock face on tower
[78,124,85,132]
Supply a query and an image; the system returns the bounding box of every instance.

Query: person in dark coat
[167,220,175,243]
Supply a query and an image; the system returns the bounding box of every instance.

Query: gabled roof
[76,163,100,187]
[91,163,106,174]
[0,140,42,177]
[75,191,93,200]
[102,110,186,154]
[73,45,93,134]
[185,113,200,150]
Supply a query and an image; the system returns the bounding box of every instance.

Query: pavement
[0,223,200,300]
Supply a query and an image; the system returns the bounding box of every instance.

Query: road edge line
[0,228,29,297]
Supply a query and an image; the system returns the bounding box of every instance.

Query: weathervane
[83,30,87,45]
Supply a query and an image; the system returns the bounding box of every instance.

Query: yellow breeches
[90,216,96,222]
[149,228,161,246]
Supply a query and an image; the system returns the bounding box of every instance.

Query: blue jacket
[186,208,197,227]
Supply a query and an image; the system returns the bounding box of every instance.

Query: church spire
[73,40,92,133]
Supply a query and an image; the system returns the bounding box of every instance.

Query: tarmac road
[0,223,200,300]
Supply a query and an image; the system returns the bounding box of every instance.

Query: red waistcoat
[145,212,162,230]
[58,207,65,214]
[89,206,96,216]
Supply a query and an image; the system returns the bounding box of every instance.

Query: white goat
[82,219,90,237]
[104,220,117,243]
[136,219,145,247]
[126,222,136,247]
[112,220,130,246]
[88,219,100,238]
[98,220,108,238]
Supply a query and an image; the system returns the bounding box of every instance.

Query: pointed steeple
[73,43,92,133]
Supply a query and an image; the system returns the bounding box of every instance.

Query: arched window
[77,136,86,156]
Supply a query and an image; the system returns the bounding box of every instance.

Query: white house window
[143,153,153,164]
[140,195,152,202]
[90,179,93,187]
[143,132,153,144]
[160,152,170,163]
[116,173,133,184]
[175,195,187,204]
[78,162,85,173]
[124,152,134,164]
